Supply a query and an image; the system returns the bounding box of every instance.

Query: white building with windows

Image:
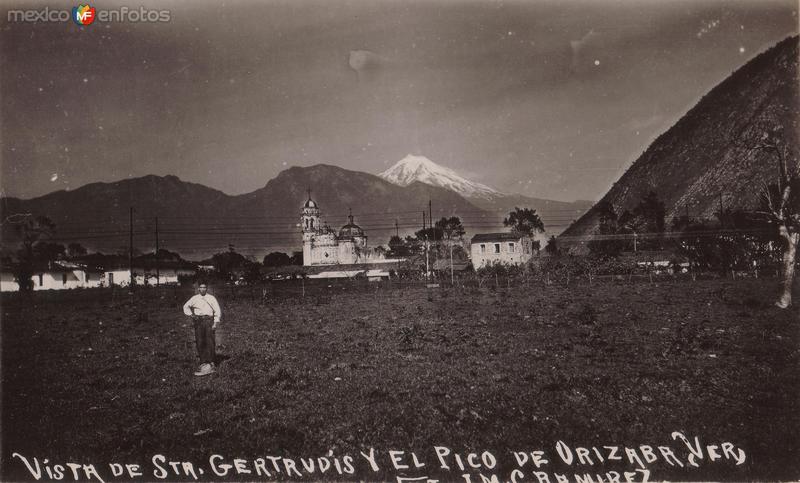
[470,232,535,269]
[104,265,195,287]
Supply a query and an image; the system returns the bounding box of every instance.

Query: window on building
[494,243,501,254]
[62,273,67,285]
[38,274,43,286]
[480,244,486,254]
[508,242,515,253]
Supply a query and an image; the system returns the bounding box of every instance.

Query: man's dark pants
[192,315,216,364]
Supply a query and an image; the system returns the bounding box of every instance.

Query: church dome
[304,198,318,209]
[338,211,364,238]
[339,222,364,238]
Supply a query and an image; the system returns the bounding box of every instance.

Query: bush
[527,255,638,285]
[590,256,638,276]
[396,260,424,280]
[528,256,583,285]
[476,261,525,279]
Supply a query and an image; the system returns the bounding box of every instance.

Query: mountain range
[1,159,590,259]
[561,35,799,245]
[10,28,790,260]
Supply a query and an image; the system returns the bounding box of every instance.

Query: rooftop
[471,232,524,243]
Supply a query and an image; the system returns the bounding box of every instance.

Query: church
[301,194,374,266]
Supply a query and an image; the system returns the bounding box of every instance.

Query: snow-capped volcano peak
[379,154,503,200]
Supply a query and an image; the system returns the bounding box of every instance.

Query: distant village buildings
[104,263,196,287]
[0,258,197,292]
[0,261,104,292]
[1,194,558,291]
[470,232,536,269]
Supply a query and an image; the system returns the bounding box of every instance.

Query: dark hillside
[562,36,799,241]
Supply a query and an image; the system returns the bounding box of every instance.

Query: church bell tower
[301,189,320,265]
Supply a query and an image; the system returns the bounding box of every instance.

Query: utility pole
[422,211,429,280]
[429,199,434,282]
[450,236,454,286]
[633,231,638,252]
[395,218,399,238]
[129,206,134,291]
[429,199,432,233]
[155,216,160,287]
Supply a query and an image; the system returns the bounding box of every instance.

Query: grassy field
[1,278,798,482]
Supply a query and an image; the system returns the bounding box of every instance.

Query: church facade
[301,195,373,266]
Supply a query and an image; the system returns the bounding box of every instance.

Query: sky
[1,0,797,202]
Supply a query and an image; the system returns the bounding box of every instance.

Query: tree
[751,128,800,307]
[211,249,248,281]
[373,245,388,258]
[414,226,444,243]
[33,242,66,262]
[404,235,423,254]
[16,215,55,258]
[503,207,544,236]
[242,260,263,284]
[588,201,626,257]
[589,193,667,256]
[263,251,292,267]
[545,236,559,256]
[154,248,183,261]
[632,191,667,233]
[352,243,365,263]
[67,242,87,258]
[12,215,56,291]
[290,251,304,266]
[435,216,466,241]
[434,216,466,282]
[625,191,666,250]
[388,235,410,257]
[450,244,468,260]
[115,246,142,258]
[669,210,778,274]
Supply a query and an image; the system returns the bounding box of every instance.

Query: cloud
[570,29,598,54]
[570,29,601,73]
[348,50,386,80]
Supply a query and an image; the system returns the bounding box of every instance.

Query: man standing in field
[183,282,222,376]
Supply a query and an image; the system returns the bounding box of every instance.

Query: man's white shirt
[183,294,222,323]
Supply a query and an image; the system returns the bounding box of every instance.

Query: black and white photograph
[1,0,798,481]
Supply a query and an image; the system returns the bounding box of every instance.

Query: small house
[470,233,535,269]
[105,261,196,287]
